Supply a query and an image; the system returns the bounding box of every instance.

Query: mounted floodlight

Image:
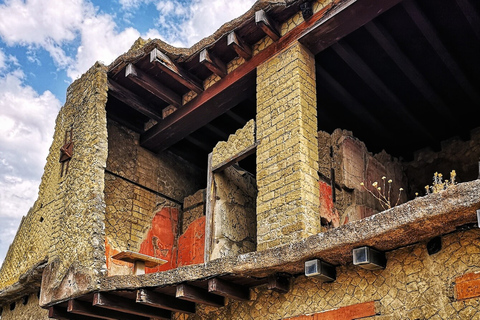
[477,209,480,228]
[305,259,336,282]
[352,246,386,270]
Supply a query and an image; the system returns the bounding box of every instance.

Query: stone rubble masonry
[0,293,49,320]
[0,62,109,308]
[318,129,407,227]
[256,41,320,250]
[211,119,256,169]
[172,229,480,320]
[104,120,204,275]
[182,189,205,235]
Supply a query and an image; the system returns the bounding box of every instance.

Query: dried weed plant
[360,176,403,211]
[423,170,457,195]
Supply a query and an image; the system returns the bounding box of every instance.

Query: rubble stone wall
[0,293,48,320]
[256,42,320,250]
[104,120,203,275]
[173,229,480,320]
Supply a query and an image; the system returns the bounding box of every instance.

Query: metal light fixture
[353,246,386,270]
[305,259,336,282]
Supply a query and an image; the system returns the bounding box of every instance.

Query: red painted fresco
[284,301,377,320]
[455,272,480,300]
[139,207,179,273]
[177,216,206,267]
[319,180,340,227]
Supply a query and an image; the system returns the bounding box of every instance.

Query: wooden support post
[255,9,281,41]
[150,48,203,93]
[93,292,171,320]
[136,289,196,314]
[176,284,224,307]
[67,300,148,320]
[125,63,182,107]
[200,49,227,78]
[208,278,250,301]
[108,80,163,121]
[204,153,216,262]
[227,31,252,60]
[267,274,291,293]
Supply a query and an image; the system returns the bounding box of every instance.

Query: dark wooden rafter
[225,110,246,126]
[205,123,229,140]
[141,0,399,152]
[331,41,435,142]
[402,0,480,104]
[93,292,171,320]
[267,274,291,294]
[185,135,212,152]
[227,31,252,60]
[363,21,454,121]
[67,300,148,320]
[150,48,204,94]
[108,80,162,122]
[136,288,196,314]
[315,64,391,138]
[208,278,250,301]
[200,49,227,78]
[176,284,224,307]
[255,9,281,41]
[454,0,480,41]
[49,306,100,320]
[125,63,181,108]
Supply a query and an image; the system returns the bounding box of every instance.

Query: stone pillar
[256,42,320,250]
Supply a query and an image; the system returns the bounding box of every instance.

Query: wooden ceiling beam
[176,284,224,307]
[205,123,229,140]
[200,49,227,78]
[67,299,148,320]
[225,110,246,126]
[93,292,171,320]
[454,0,480,41]
[255,9,281,41]
[208,278,250,301]
[108,79,163,122]
[150,48,204,93]
[125,63,181,108]
[49,306,101,320]
[402,0,480,105]
[267,274,291,294]
[227,31,252,60]
[331,40,435,142]
[136,288,196,314]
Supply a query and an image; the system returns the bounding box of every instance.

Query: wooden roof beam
[227,31,252,60]
[67,300,148,320]
[255,9,281,41]
[93,292,171,320]
[136,288,196,314]
[208,278,250,301]
[200,49,227,78]
[150,48,203,93]
[176,284,224,307]
[108,79,163,122]
[49,306,100,320]
[125,63,181,108]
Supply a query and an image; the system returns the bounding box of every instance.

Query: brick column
[256,42,320,250]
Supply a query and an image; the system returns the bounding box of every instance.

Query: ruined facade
[1,0,480,319]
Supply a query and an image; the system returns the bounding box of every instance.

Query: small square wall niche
[353,246,386,270]
[305,259,336,282]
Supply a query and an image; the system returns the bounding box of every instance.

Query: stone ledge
[47,179,480,305]
[0,259,47,304]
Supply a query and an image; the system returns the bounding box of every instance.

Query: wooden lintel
[93,292,171,320]
[49,306,100,320]
[212,143,257,173]
[108,79,163,122]
[136,288,196,314]
[150,48,203,93]
[200,49,227,78]
[67,299,147,320]
[227,31,252,60]
[255,9,281,41]
[208,278,251,301]
[176,284,224,307]
[267,274,291,294]
[125,63,181,107]
[141,0,388,152]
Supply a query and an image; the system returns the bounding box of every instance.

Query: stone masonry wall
[256,42,320,250]
[104,119,203,276]
[318,129,407,227]
[173,228,480,320]
[0,293,48,320]
[0,62,109,307]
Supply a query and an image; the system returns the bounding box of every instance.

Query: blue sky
[0,0,256,267]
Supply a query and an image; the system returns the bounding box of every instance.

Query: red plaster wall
[284,301,377,320]
[139,207,179,273]
[319,181,340,227]
[455,272,480,301]
[177,216,206,267]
